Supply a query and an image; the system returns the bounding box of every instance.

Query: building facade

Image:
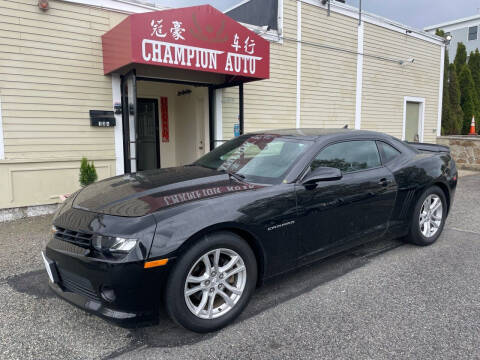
[0,0,444,214]
[425,15,480,61]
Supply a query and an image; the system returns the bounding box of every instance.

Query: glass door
[136,98,160,171]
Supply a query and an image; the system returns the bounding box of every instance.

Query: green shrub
[79,157,98,187]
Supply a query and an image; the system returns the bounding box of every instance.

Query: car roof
[248,128,387,141]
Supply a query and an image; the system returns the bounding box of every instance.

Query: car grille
[57,267,100,301]
[54,226,92,248]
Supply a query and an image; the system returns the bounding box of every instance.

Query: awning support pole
[208,86,215,151]
[239,83,244,135]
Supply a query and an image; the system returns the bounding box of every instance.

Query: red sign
[160,96,169,142]
[102,5,270,80]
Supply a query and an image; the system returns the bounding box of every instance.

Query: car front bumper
[44,238,171,325]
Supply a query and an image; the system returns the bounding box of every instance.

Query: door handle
[378,178,389,187]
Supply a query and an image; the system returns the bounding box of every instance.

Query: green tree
[445,63,464,134]
[435,29,445,37]
[458,64,479,133]
[435,30,453,134]
[441,49,451,135]
[79,157,98,187]
[468,49,480,102]
[454,43,467,75]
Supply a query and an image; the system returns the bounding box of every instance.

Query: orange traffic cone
[469,116,476,135]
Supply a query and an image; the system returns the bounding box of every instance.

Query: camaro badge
[267,220,295,231]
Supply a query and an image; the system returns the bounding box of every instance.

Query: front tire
[165,232,257,333]
[405,185,447,246]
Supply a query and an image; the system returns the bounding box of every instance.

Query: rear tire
[405,185,447,246]
[165,232,257,333]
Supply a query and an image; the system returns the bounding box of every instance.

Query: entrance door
[175,89,207,165]
[405,101,422,142]
[136,98,160,171]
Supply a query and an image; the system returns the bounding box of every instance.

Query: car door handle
[378,178,390,187]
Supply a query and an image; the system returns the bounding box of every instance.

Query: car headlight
[92,235,138,253]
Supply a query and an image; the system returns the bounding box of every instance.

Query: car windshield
[194,134,312,184]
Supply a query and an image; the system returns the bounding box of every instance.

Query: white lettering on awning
[142,39,224,71]
[224,52,262,75]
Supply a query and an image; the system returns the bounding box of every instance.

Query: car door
[295,140,397,261]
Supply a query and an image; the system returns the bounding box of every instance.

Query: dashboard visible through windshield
[194,134,312,184]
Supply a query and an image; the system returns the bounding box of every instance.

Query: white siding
[300,3,357,129]
[361,22,441,143]
[0,0,125,208]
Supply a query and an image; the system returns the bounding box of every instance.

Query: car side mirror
[301,167,342,186]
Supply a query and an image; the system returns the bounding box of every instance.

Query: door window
[311,141,381,173]
[405,101,421,142]
[378,141,401,163]
[136,98,160,171]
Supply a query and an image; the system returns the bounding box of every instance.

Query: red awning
[102,5,270,81]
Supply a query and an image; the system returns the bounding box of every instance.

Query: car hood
[72,166,260,217]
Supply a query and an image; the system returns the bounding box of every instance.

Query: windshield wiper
[229,172,246,182]
[220,169,246,182]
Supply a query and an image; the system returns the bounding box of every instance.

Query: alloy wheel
[184,248,247,320]
[419,194,443,238]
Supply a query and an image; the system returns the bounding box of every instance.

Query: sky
[345,0,480,29]
[156,0,480,30]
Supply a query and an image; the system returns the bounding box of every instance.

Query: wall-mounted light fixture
[38,0,49,11]
[445,34,452,45]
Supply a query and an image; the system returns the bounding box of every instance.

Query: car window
[220,140,284,161]
[378,141,401,163]
[311,140,381,173]
[195,134,312,184]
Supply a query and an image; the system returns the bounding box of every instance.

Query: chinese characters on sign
[231,33,255,54]
[244,36,255,54]
[170,21,185,40]
[151,19,185,40]
[231,34,240,52]
[150,19,167,38]
[224,32,260,74]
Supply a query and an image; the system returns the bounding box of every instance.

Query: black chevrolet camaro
[43,129,457,332]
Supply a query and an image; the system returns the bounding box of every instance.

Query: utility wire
[274,35,405,64]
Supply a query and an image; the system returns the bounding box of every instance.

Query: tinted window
[311,141,381,173]
[378,141,401,163]
[469,26,478,40]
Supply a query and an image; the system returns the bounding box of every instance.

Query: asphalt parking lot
[1,174,480,360]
